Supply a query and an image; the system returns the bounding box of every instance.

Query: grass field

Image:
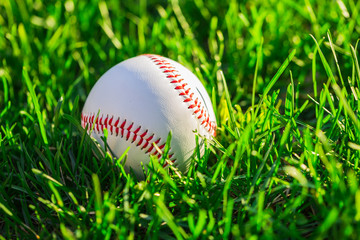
[1,0,360,239]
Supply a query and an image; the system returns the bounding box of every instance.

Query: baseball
[81,54,217,178]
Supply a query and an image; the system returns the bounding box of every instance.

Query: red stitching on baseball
[140,130,148,138]
[81,113,174,162]
[144,54,217,136]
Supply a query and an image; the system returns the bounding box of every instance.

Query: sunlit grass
[1,0,360,239]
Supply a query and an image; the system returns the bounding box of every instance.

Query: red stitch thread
[154,138,161,146]
[142,141,149,150]
[115,117,120,127]
[146,134,154,142]
[120,120,126,129]
[188,104,196,109]
[144,54,217,136]
[140,130,148,138]
[146,145,154,154]
[81,113,175,162]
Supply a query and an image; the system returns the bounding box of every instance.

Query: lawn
[1,0,360,239]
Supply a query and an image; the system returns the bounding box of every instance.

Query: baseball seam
[144,54,217,137]
[81,112,176,167]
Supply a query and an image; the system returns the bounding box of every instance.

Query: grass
[1,0,360,239]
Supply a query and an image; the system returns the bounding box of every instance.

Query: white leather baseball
[81,54,217,178]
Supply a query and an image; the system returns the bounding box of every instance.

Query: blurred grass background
[1,0,360,239]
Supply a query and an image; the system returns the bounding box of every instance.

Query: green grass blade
[310,34,336,86]
[23,67,48,145]
[332,83,360,133]
[219,70,241,139]
[255,49,296,117]
[327,31,345,87]
[350,43,360,85]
